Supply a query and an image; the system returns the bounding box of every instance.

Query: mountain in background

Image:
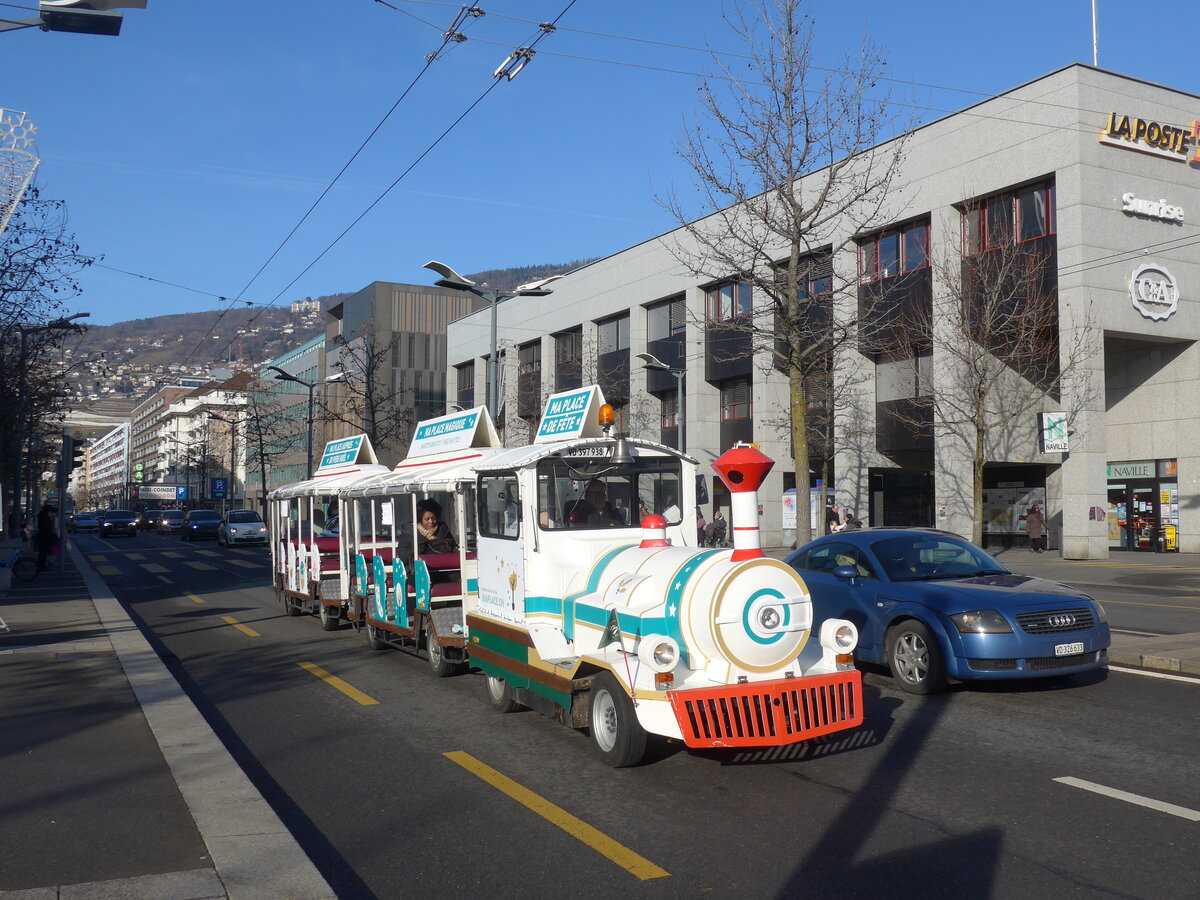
[68,261,597,430]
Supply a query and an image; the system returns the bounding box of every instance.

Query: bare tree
[242,377,300,513]
[658,0,908,543]
[886,220,1092,543]
[324,317,411,460]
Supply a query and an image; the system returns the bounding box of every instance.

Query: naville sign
[1040,412,1069,453]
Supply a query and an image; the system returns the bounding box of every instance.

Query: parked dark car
[100,509,138,538]
[183,509,221,541]
[157,509,185,534]
[785,528,1110,694]
[218,509,268,546]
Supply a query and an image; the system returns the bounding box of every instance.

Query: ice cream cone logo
[508,571,518,609]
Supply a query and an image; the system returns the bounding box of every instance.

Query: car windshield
[162,511,184,520]
[189,511,220,521]
[227,511,262,523]
[871,534,1009,582]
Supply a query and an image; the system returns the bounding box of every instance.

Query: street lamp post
[207,411,239,514]
[8,313,89,538]
[423,261,561,421]
[267,367,345,480]
[637,352,686,454]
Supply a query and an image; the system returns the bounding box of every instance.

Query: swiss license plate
[1055,642,1085,657]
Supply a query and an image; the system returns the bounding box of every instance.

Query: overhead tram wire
[176,7,483,370]
[206,0,580,364]
[377,0,1166,131]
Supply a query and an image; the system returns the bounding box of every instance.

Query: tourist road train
[268,386,863,766]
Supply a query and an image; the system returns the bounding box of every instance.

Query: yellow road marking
[141,563,169,573]
[196,550,220,557]
[96,565,121,576]
[162,551,183,558]
[87,554,107,563]
[220,615,261,637]
[186,593,205,604]
[1097,598,1200,611]
[444,751,670,881]
[185,561,217,571]
[127,553,147,561]
[297,662,378,706]
[227,559,260,569]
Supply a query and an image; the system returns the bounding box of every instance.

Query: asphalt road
[76,531,1200,899]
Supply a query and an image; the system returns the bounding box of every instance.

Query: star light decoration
[1,109,41,237]
[0,109,39,152]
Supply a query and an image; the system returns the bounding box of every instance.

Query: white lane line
[1111,628,1166,636]
[1054,777,1200,822]
[1108,665,1200,684]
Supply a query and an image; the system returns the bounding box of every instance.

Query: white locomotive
[270,386,863,766]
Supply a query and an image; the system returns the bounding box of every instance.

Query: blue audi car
[785,528,1110,693]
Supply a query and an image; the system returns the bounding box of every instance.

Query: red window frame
[859,222,930,283]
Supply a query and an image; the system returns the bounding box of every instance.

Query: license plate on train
[1054,642,1085,656]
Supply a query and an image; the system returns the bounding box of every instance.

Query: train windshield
[536,456,683,530]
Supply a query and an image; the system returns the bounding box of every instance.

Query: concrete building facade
[446,65,1200,558]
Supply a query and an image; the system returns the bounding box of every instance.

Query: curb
[69,545,337,900]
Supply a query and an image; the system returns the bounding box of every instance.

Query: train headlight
[638,635,680,673]
[819,619,859,654]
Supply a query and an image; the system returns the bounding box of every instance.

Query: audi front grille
[1015,607,1096,634]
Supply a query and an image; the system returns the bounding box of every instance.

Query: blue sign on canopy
[318,435,365,472]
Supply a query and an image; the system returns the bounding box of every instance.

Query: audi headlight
[637,635,679,673]
[950,609,1012,634]
[1092,600,1108,624]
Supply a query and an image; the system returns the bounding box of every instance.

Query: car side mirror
[832,564,859,582]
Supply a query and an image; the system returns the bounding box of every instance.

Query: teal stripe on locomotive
[664,549,722,667]
[560,544,635,642]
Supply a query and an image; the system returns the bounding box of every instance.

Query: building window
[518,341,541,376]
[705,282,752,322]
[793,253,833,300]
[964,182,1055,255]
[720,377,752,420]
[555,329,582,367]
[661,392,678,429]
[596,314,629,354]
[455,362,474,409]
[859,221,930,283]
[647,295,686,340]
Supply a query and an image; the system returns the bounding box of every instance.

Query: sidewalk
[0,544,335,900]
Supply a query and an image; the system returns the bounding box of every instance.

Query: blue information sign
[211,478,228,499]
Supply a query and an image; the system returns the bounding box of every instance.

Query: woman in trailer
[415,498,457,555]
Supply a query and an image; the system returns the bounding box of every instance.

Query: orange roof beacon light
[598,403,615,430]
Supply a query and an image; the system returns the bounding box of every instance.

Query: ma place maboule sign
[1129,263,1179,321]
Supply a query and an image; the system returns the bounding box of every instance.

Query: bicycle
[1,547,39,583]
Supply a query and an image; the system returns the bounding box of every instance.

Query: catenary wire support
[493,47,534,81]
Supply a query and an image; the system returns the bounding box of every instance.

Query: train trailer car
[461,387,864,766]
[269,435,391,629]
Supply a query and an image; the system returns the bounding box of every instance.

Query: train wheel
[426,635,457,677]
[365,622,387,651]
[319,602,340,631]
[486,674,520,713]
[589,672,647,768]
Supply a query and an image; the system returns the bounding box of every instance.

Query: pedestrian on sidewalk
[36,503,57,570]
[1026,504,1046,552]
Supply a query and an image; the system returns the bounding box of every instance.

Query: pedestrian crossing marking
[227,559,260,569]
[185,561,217,571]
[87,555,108,563]
[162,551,183,558]
[140,563,169,574]
[195,550,220,557]
[127,553,147,561]
[97,565,121,576]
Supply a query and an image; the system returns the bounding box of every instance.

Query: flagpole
[1092,0,1099,66]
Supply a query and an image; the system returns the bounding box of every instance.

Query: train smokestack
[712,442,774,561]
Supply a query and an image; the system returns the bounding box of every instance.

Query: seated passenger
[415,499,457,555]
[566,479,625,527]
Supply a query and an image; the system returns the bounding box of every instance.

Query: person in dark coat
[415,499,457,555]
[36,504,57,571]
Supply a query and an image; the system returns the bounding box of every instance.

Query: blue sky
[5,0,1198,326]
